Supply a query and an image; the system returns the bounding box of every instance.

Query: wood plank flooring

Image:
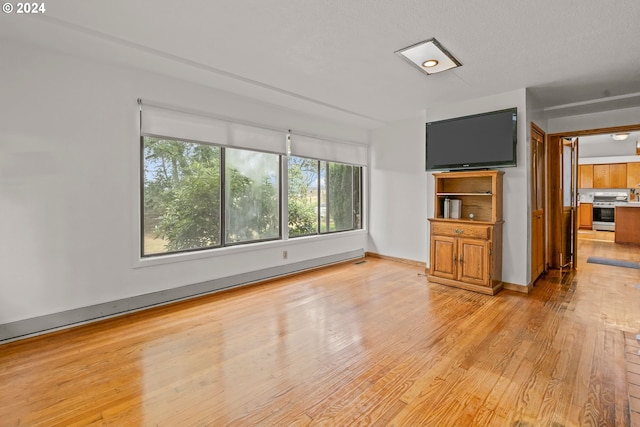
[1,239,640,426]
[577,229,616,242]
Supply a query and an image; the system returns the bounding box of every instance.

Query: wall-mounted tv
[426,107,517,171]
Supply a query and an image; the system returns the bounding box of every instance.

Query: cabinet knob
[454,228,464,234]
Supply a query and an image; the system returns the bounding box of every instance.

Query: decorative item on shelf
[443,197,451,218]
[450,199,461,219]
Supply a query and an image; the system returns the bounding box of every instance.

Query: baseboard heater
[0,249,364,343]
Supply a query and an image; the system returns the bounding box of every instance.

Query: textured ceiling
[2,0,640,128]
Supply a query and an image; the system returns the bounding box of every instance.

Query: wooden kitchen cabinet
[593,164,609,188]
[578,164,593,188]
[628,162,640,189]
[610,163,627,188]
[592,163,627,188]
[615,206,640,244]
[578,202,592,230]
[428,170,503,295]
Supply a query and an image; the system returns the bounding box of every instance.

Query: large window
[143,137,222,255]
[140,105,366,258]
[225,148,280,244]
[142,137,280,256]
[288,156,362,237]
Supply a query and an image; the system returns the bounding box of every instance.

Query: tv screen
[426,108,517,171]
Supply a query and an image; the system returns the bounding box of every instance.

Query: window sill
[134,229,368,269]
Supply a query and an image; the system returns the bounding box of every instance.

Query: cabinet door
[627,163,640,189]
[610,163,627,188]
[457,238,490,286]
[578,203,592,229]
[593,164,610,188]
[579,164,593,189]
[430,235,456,280]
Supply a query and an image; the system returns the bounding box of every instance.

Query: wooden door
[610,163,627,188]
[430,236,456,280]
[593,164,609,188]
[457,238,490,286]
[560,138,578,269]
[628,163,640,189]
[578,203,592,229]
[578,164,593,188]
[531,123,546,283]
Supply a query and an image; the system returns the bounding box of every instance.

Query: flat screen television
[426,107,517,171]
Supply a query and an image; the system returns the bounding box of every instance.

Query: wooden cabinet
[615,207,640,244]
[578,202,592,230]
[578,164,593,188]
[428,170,503,295]
[628,162,640,189]
[610,163,627,188]
[592,163,627,188]
[593,164,609,188]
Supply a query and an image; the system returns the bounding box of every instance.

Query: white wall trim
[1,249,364,343]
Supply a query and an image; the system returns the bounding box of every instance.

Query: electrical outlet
[283,250,288,259]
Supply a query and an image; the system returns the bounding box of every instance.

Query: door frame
[548,123,640,269]
[530,122,547,283]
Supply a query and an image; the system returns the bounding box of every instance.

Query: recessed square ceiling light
[395,38,462,75]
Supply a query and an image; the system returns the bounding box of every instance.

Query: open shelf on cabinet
[433,170,503,223]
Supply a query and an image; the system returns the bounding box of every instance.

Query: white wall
[579,139,638,158]
[526,89,549,136]
[369,115,428,263]
[0,39,369,325]
[368,90,530,286]
[425,89,529,286]
[547,106,640,134]
[525,89,548,282]
[550,104,640,166]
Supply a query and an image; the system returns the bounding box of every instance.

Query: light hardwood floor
[1,240,639,426]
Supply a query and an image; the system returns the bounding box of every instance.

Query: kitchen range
[591,191,629,231]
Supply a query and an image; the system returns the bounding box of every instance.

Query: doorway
[547,124,640,269]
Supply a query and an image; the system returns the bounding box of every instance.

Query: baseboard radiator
[0,249,364,343]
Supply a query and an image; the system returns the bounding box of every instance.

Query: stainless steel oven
[592,205,615,231]
[592,191,628,231]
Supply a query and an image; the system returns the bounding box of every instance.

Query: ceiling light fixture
[612,133,630,141]
[395,38,462,76]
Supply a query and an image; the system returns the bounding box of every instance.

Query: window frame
[287,155,363,239]
[140,135,283,258]
[223,148,283,247]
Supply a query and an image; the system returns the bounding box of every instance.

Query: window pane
[225,148,280,243]
[142,137,221,255]
[288,157,319,237]
[328,162,354,232]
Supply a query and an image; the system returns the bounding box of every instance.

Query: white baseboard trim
[0,249,364,343]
